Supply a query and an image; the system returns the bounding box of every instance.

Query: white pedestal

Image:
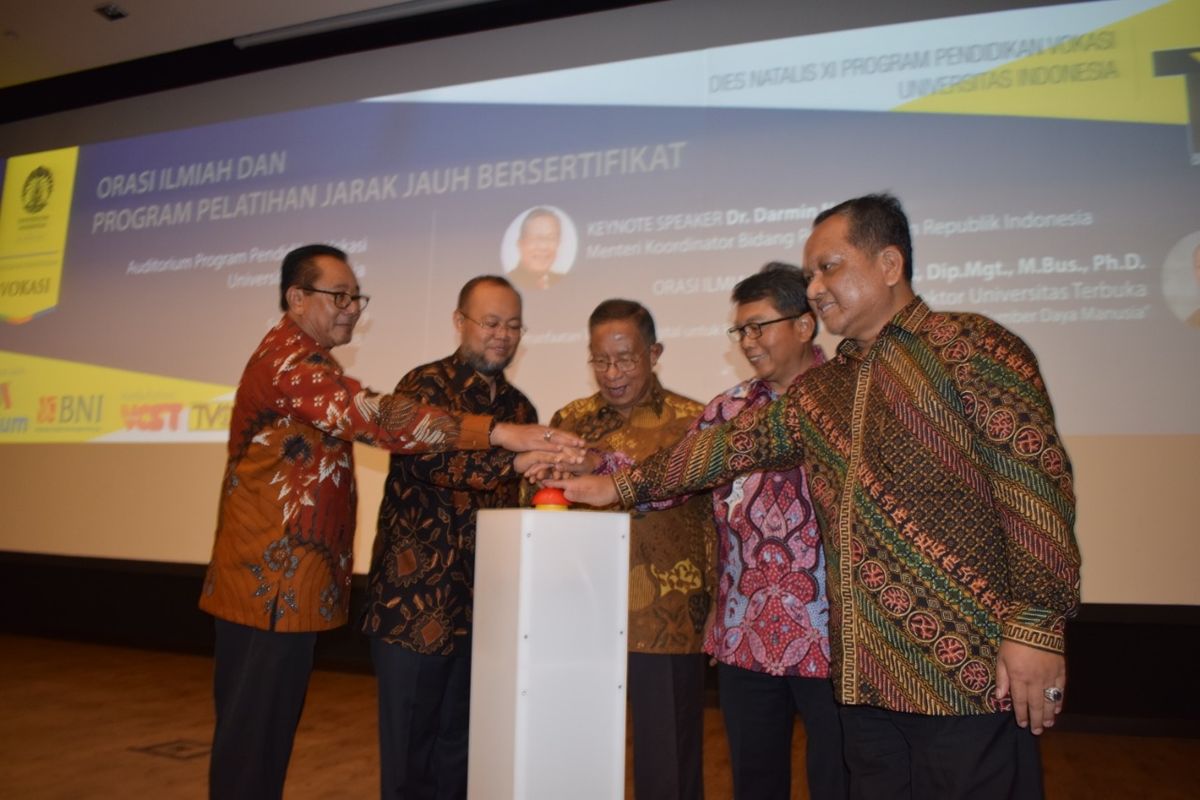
[468,509,630,800]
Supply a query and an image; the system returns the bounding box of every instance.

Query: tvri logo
[121,401,231,432]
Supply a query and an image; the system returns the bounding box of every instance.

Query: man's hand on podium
[544,474,619,507]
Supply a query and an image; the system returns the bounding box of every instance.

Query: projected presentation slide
[1,0,1197,444]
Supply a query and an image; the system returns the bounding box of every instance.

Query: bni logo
[22,166,54,213]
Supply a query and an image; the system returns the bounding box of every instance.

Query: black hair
[731,261,817,335]
[457,274,520,310]
[279,244,348,312]
[588,298,656,346]
[814,192,913,281]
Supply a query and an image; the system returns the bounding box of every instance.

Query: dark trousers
[628,652,706,800]
[209,618,317,800]
[718,663,848,800]
[371,637,472,800]
[839,706,1044,800]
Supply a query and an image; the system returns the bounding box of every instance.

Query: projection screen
[1,0,1197,605]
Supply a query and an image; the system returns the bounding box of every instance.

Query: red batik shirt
[200,316,492,632]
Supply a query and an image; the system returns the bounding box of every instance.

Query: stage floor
[1,634,1194,798]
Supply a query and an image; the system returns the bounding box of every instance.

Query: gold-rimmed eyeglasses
[588,351,647,373]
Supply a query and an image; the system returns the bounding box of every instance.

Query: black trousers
[628,652,706,800]
[839,706,1044,800]
[209,618,317,800]
[717,663,848,800]
[371,637,472,800]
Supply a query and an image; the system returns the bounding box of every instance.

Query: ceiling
[0,0,435,89]
[0,0,650,123]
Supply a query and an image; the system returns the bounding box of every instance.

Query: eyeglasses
[302,286,370,310]
[588,352,646,373]
[459,312,526,335]
[727,314,803,342]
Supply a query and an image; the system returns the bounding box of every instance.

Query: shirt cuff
[612,471,637,509]
[1003,607,1067,654]
[456,413,493,450]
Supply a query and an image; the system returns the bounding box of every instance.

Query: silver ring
[543,430,553,442]
[1043,687,1063,703]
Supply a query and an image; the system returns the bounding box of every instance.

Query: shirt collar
[596,374,666,419]
[278,314,317,346]
[450,348,510,395]
[747,343,828,398]
[835,297,929,360]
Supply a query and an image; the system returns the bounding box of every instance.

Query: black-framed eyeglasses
[459,311,526,335]
[302,286,370,310]
[727,314,803,342]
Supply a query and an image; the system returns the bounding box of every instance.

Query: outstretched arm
[551,392,805,507]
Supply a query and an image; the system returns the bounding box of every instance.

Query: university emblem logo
[22,166,53,213]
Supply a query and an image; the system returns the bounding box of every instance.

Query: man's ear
[285,284,305,313]
[879,246,905,287]
[797,312,816,342]
[649,341,664,367]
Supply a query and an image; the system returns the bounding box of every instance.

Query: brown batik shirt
[550,377,715,654]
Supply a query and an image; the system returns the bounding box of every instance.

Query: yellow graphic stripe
[0,350,235,443]
[897,0,1197,124]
